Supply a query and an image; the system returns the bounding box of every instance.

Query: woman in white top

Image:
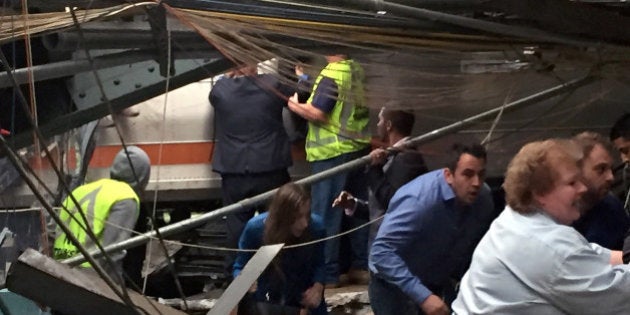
[452,139,630,315]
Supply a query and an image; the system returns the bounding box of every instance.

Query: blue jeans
[369,274,421,315]
[310,148,370,284]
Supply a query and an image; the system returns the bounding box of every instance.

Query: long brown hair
[263,183,311,246]
[262,183,312,285]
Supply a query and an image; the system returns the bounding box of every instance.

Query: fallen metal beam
[62,74,597,267]
[208,244,284,315]
[7,249,186,315]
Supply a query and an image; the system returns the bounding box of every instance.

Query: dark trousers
[310,148,370,284]
[220,169,291,278]
[368,273,422,315]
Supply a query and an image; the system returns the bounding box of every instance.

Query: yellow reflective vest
[305,59,371,162]
[53,178,139,267]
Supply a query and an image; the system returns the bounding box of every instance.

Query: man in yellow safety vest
[288,54,371,287]
[53,146,151,281]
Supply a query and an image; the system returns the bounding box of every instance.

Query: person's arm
[370,193,434,305]
[287,76,337,124]
[332,190,368,216]
[547,244,630,314]
[301,216,326,309]
[98,199,139,276]
[233,221,258,278]
[368,151,428,209]
[288,93,328,123]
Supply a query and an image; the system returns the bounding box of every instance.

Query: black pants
[220,169,291,278]
[369,272,444,315]
[238,292,303,315]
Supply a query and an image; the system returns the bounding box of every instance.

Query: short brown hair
[381,108,415,136]
[573,131,613,157]
[504,139,583,214]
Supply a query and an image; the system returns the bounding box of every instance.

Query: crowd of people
[212,57,630,314]
[51,53,630,315]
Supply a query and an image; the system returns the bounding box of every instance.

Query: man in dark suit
[209,64,294,280]
[333,107,428,284]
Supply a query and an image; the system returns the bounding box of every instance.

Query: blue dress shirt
[369,169,494,305]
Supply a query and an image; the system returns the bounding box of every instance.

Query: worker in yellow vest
[53,146,151,281]
[288,54,371,287]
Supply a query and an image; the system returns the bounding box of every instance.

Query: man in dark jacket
[209,64,294,279]
[333,107,428,284]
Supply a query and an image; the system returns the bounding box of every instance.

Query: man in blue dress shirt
[368,143,494,315]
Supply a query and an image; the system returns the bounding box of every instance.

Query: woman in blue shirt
[233,183,327,315]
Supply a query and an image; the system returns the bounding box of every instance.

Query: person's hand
[333,191,356,209]
[288,92,300,110]
[301,282,324,309]
[420,295,449,315]
[369,148,388,166]
[249,280,257,293]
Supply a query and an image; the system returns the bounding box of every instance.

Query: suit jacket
[210,74,294,174]
[366,148,428,211]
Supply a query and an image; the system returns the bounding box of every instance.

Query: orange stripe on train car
[88,141,308,168]
[29,138,383,169]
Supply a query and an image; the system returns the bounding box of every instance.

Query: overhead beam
[483,0,630,46]
[10,0,145,12]
[332,0,621,48]
[162,0,437,29]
